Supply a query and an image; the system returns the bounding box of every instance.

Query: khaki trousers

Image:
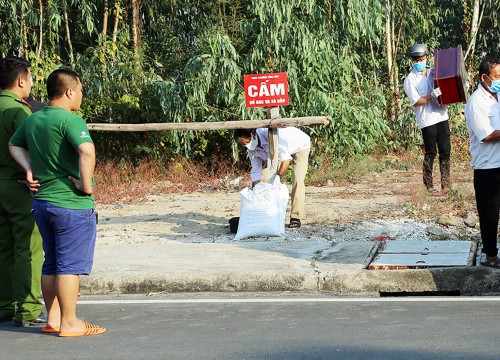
[290,148,309,220]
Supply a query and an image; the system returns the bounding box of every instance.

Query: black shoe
[14,313,47,327]
[289,218,301,228]
[0,315,14,323]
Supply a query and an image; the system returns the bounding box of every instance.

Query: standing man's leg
[57,274,82,331]
[474,168,500,259]
[2,181,44,326]
[0,197,15,321]
[35,201,103,335]
[41,274,60,330]
[13,224,43,326]
[32,200,60,329]
[436,120,451,191]
[290,148,310,225]
[421,124,438,190]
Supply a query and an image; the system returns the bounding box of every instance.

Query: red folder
[434,45,468,106]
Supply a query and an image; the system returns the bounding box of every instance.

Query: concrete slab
[380,240,473,254]
[369,253,471,270]
[369,240,476,269]
[317,242,377,270]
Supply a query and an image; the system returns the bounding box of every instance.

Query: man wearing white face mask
[404,43,450,195]
[234,127,310,228]
[465,55,500,269]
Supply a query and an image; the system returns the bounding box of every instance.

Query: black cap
[408,44,428,57]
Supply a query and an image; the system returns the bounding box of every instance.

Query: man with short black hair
[404,43,451,194]
[464,55,500,269]
[0,56,45,327]
[9,69,106,336]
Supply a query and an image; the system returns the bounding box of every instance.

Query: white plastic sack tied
[234,176,289,240]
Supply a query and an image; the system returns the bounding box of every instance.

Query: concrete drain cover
[368,240,476,270]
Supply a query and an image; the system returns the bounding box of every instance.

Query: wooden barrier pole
[266,107,280,183]
[87,116,330,132]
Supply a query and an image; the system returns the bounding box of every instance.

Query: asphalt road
[1,293,499,360]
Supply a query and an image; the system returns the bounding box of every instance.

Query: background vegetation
[1,0,500,183]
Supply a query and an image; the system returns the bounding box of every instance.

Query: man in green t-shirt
[0,56,45,327]
[9,69,105,337]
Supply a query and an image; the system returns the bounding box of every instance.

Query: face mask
[486,75,500,93]
[413,61,426,72]
[244,135,258,151]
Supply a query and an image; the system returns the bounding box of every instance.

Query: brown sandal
[480,257,500,269]
[289,218,301,228]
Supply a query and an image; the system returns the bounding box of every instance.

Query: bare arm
[413,94,433,107]
[252,180,261,187]
[8,142,39,193]
[278,159,291,176]
[482,130,500,142]
[68,142,95,195]
[8,142,32,173]
[413,87,442,107]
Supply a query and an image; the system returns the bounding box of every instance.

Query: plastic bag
[234,176,289,240]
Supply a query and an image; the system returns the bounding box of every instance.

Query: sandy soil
[95,166,480,245]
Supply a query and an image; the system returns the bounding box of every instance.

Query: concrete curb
[81,272,320,294]
[80,267,500,296]
[320,267,500,295]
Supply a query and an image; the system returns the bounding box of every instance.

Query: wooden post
[267,107,279,184]
[86,116,330,132]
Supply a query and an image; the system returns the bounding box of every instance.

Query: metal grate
[368,240,476,270]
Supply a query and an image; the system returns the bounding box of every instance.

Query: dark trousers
[421,120,451,190]
[474,168,500,257]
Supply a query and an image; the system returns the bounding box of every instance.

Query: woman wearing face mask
[234,127,310,228]
[403,43,451,195]
[464,55,500,269]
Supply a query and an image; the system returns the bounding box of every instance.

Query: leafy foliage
[1,0,500,165]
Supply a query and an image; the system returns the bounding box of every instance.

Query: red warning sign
[243,72,289,108]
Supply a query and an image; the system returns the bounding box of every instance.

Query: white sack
[234,176,289,240]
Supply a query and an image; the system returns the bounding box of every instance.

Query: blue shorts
[32,200,97,275]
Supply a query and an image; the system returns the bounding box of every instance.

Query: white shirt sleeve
[403,74,421,106]
[466,96,495,142]
[250,153,263,182]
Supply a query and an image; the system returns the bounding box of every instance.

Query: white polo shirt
[403,68,449,129]
[464,83,500,169]
[248,127,310,182]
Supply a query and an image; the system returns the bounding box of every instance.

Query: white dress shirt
[248,127,310,182]
[465,83,500,169]
[403,68,449,129]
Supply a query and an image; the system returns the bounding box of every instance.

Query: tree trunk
[465,0,481,61]
[19,12,25,57]
[385,0,396,121]
[112,1,121,44]
[36,0,43,60]
[62,0,75,68]
[385,0,393,93]
[102,0,109,37]
[369,38,379,90]
[131,0,142,67]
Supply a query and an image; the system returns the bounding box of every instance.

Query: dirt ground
[95,161,481,245]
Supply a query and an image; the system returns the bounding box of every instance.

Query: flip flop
[41,325,60,333]
[58,321,106,337]
[480,257,500,269]
[289,218,301,228]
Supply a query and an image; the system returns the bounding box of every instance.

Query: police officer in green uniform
[0,56,45,326]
